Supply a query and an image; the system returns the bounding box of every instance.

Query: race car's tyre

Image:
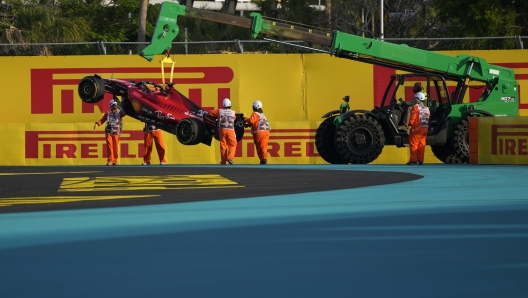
[335,114,385,164]
[451,118,470,164]
[78,76,105,103]
[119,98,135,116]
[212,115,245,142]
[234,115,245,142]
[431,142,463,163]
[176,118,205,145]
[315,116,348,164]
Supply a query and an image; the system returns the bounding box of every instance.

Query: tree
[319,0,378,37]
[137,0,148,51]
[433,0,525,49]
[516,0,528,36]
[434,0,520,37]
[0,2,91,55]
[384,0,426,38]
[59,0,140,42]
[318,0,445,39]
[253,0,317,24]
[0,2,90,43]
[175,2,251,44]
[251,0,322,52]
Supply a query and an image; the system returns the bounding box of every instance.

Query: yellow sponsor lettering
[59,175,243,192]
[0,195,160,207]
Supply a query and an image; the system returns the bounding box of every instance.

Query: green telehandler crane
[140,1,519,164]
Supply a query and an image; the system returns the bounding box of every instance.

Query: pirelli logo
[491,125,528,156]
[25,130,145,159]
[24,129,321,159]
[235,129,320,158]
[30,67,234,115]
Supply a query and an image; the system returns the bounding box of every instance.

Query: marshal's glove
[93,122,99,132]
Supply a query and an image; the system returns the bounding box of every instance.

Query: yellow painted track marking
[0,171,102,176]
[59,174,243,192]
[0,195,160,207]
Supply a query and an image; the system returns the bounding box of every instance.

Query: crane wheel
[315,116,348,164]
[451,118,470,163]
[431,142,463,164]
[334,114,385,164]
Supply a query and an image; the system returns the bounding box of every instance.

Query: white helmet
[414,92,425,101]
[222,98,231,108]
[109,99,118,107]
[252,100,262,109]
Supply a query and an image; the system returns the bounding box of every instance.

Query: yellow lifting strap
[160,52,175,84]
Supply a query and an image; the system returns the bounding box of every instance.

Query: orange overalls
[97,110,126,164]
[143,124,167,164]
[208,108,237,164]
[408,103,430,163]
[245,112,271,163]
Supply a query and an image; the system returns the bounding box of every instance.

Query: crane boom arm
[140,1,516,87]
[330,31,515,84]
[139,2,332,62]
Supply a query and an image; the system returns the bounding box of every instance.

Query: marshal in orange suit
[407,92,430,165]
[94,99,126,166]
[244,100,271,165]
[206,98,237,165]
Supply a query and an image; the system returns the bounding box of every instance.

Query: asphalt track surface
[0,166,421,213]
[1,164,528,298]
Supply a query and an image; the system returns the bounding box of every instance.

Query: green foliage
[59,0,140,41]
[175,16,251,42]
[517,0,528,36]
[434,0,520,37]
[253,0,316,24]
[1,0,526,47]
[145,4,161,39]
[251,0,320,45]
[323,0,377,37]
[0,3,90,43]
[0,0,160,43]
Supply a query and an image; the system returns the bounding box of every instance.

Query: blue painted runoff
[1,164,528,298]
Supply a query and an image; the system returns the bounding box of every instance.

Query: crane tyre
[315,116,348,164]
[431,142,463,163]
[119,98,134,116]
[451,118,470,164]
[335,114,385,164]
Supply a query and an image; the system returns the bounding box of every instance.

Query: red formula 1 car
[78,75,245,146]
